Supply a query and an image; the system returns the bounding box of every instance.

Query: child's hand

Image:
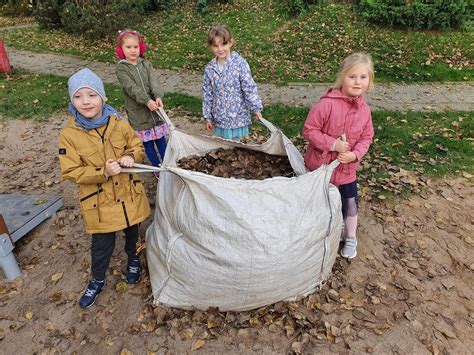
[118,155,134,168]
[147,99,159,112]
[334,138,349,153]
[254,112,262,121]
[104,159,121,178]
[337,152,357,164]
[155,98,164,108]
[206,121,213,132]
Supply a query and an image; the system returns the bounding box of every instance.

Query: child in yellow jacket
[58,68,150,308]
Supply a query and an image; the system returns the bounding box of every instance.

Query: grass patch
[1,70,472,197]
[0,69,124,121]
[0,1,472,84]
[0,70,68,120]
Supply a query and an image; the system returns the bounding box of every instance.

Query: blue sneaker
[127,257,141,284]
[79,279,106,309]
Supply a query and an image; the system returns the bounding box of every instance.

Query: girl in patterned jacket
[303,53,375,259]
[203,24,263,140]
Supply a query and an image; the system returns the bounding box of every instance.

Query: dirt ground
[0,113,473,354]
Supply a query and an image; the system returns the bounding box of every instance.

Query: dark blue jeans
[143,137,167,167]
[90,224,139,281]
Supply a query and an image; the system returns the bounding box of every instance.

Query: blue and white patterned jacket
[202,51,263,129]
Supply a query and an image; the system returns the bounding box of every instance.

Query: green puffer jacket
[116,58,164,130]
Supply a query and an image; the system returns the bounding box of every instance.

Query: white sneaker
[341,238,357,259]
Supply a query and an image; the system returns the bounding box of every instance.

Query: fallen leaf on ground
[116,282,128,294]
[50,273,63,282]
[191,339,206,351]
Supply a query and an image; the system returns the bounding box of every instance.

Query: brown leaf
[291,341,304,354]
[191,339,206,351]
[179,328,195,340]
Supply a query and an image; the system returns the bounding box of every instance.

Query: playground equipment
[0,194,62,280]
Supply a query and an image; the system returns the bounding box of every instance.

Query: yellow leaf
[191,339,206,351]
[51,273,63,282]
[25,312,33,320]
[249,317,260,326]
[33,198,48,205]
[116,282,128,294]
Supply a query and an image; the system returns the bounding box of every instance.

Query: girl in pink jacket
[303,53,375,259]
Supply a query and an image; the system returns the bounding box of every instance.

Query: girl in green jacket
[115,29,168,168]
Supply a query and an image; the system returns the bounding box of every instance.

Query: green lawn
[0,1,472,84]
[1,70,472,200]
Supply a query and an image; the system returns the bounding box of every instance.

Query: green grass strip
[1,70,472,190]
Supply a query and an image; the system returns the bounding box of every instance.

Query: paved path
[7,47,474,112]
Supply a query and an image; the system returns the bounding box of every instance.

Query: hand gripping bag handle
[156,107,175,131]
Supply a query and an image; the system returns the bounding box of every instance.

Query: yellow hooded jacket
[59,115,150,234]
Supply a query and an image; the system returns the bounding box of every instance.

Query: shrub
[281,0,328,17]
[60,0,148,39]
[147,0,182,11]
[355,0,471,31]
[196,0,230,14]
[0,0,34,17]
[33,0,65,29]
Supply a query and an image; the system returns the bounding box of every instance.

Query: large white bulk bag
[146,109,342,311]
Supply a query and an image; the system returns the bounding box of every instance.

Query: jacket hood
[321,88,366,108]
[210,51,242,67]
[118,57,145,65]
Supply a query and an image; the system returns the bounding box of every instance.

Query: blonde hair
[333,53,374,91]
[207,24,233,46]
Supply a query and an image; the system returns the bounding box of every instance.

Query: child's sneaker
[126,257,141,284]
[79,279,106,309]
[341,238,357,259]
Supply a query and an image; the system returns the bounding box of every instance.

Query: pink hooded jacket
[303,88,374,187]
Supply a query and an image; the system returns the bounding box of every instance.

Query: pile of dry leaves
[177,147,294,180]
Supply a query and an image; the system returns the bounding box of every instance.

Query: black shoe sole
[126,276,141,284]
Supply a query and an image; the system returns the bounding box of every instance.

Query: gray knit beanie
[68,68,106,102]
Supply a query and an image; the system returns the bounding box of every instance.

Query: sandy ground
[0,113,473,354]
